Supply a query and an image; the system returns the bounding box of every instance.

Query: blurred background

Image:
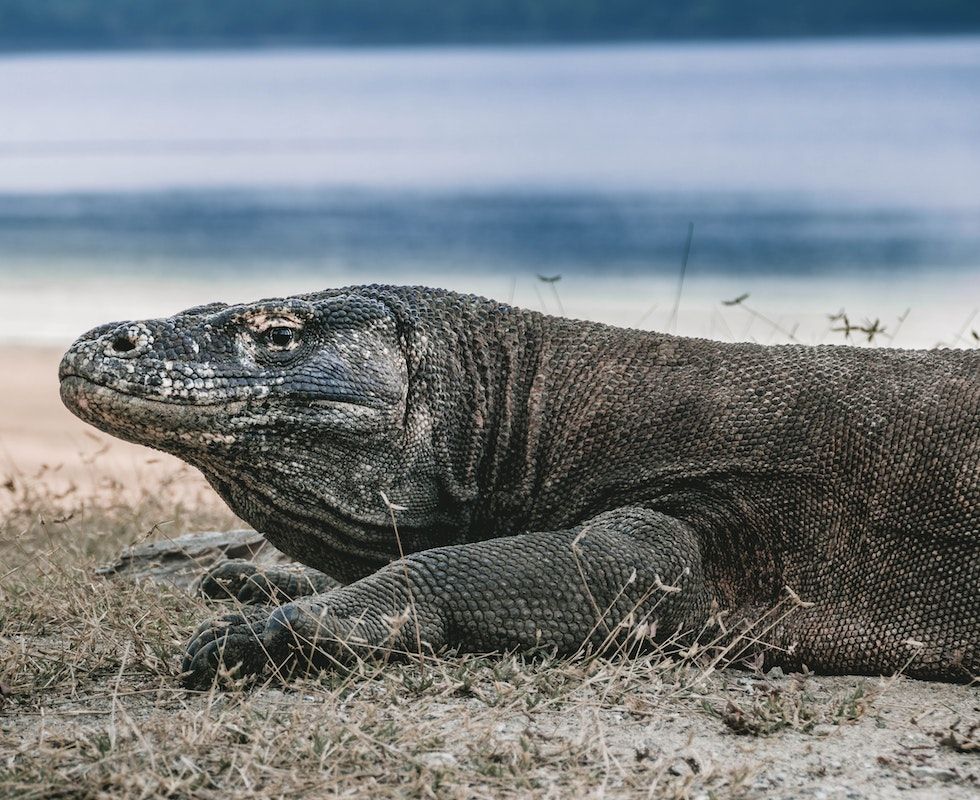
[0,1,978,483]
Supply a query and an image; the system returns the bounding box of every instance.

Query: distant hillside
[1,0,978,50]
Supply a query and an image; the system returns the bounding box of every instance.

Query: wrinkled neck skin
[405,296,675,540]
[343,290,554,547]
[456,307,690,537]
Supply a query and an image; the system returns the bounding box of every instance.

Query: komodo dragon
[58,285,979,684]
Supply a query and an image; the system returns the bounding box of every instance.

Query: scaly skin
[59,286,979,684]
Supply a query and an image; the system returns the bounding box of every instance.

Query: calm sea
[0,37,977,347]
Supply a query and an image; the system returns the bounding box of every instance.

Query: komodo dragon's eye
[265,326,296,349]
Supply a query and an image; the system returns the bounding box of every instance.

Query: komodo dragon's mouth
[60,374,248,409]
[60,374,379,412]
[59,375,254,448]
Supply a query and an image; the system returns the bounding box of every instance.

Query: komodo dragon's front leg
[182,507,712,686]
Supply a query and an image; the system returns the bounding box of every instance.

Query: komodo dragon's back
[59,285,979,684]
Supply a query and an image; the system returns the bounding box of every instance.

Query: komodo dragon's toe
[181,606,273,687]
[199,558,338,604]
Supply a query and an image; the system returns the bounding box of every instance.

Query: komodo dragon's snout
[60,295,408,441]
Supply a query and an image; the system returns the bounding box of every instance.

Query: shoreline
[1,270,978,351]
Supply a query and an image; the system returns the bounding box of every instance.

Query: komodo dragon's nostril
[111,334,137,354]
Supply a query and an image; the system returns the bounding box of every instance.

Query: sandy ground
[1,344,978,798]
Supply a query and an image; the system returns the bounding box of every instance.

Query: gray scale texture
[58,285,979,684]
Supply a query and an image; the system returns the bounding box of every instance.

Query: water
[0,37,977,346]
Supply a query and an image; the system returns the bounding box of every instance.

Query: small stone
[418,751,458,769]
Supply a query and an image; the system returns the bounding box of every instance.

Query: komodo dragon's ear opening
[350,290,424,374]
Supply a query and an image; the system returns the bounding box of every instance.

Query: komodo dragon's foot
[181,597,401,687]
[198,558,338,604]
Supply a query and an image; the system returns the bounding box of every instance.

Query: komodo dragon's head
[59,287,476,576]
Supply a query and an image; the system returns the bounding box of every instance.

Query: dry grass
[1,454,978,799]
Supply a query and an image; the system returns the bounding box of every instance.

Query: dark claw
[180,608,271,687]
